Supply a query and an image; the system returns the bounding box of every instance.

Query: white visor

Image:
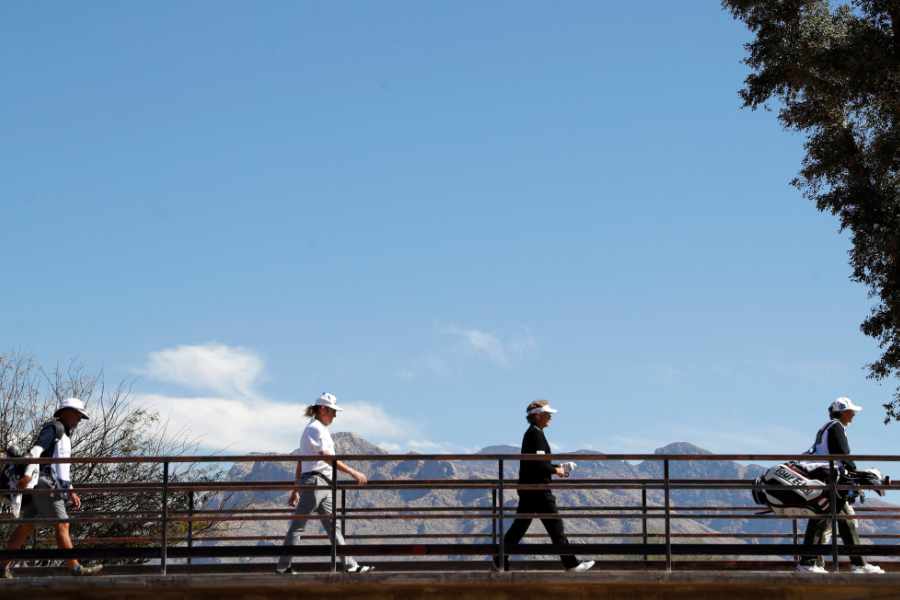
[527,404,558,416]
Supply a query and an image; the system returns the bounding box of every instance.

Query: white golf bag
[752,462,888,517]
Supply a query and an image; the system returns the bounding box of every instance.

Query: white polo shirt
[299,418,335,479]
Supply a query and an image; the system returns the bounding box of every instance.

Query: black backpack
[0,446,28,509]
[0,420,66,508]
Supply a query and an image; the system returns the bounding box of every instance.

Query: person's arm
[827,425,857,471]
[308,425,367,485]
[20,424,56,489]
[335,460,367,485]
[288,460,304,506]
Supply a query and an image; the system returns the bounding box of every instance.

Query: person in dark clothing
[797,397,883,574]
[495,400,594,572]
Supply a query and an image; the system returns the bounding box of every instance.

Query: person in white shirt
[276,393,373,574]
[2,398,102,578]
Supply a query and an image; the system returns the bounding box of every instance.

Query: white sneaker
[566,560,595,573]
[346,565,375,574]
[796,564,828,574]
[851,564,885,574]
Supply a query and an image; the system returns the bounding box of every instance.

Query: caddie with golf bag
[752,397,888,574]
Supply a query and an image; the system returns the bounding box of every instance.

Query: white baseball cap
[314,392,344,412]
[527,403,558,415]
[54,397,90,419]
[829,396,863,415]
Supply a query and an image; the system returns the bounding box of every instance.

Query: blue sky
[3,2,897,460]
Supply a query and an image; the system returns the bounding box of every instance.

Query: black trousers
[498,491,578,569]
[800,504,865,567]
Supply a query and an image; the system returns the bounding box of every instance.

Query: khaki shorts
[20,477,68,522]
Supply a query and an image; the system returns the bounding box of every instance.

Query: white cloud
[135,393,298,453]
[135,393,417,453]
[140,343,263,398]
[441,326,537,367]
[135,343,420,453]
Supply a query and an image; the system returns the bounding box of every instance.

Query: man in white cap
[495,400,594,572]
[2,398,102,578]
[797,397,884,574]
[276,393,374,574]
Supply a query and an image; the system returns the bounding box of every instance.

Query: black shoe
[275,566,302,575]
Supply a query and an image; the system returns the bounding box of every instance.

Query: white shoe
[346,565,375,574]
[796,564,828,574]
[566,560,595,573]
[851,564,885,574]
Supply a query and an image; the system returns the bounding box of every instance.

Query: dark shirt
[807,419,857,471]
[517,424,558,485]
[32,420,68,483]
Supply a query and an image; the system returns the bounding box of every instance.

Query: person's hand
[69,491,82,510]
[554,466,567,478]
[288,490,300,507]
[353,471,368,485]
[16,475,32,490]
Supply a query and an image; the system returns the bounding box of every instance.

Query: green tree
[722,0,899,419]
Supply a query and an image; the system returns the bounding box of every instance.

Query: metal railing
[2,452,899,575]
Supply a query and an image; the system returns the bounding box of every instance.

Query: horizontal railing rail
[6,452,900,463]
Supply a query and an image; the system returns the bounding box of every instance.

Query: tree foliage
[723,0,899,419]
[0,352,226,563]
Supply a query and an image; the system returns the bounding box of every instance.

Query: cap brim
[543,406,558,414]
[55,407,89,420]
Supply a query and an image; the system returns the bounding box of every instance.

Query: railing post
[792,518,799,565]
[641,484,648,565]
[330,457,338,573]
[498,458,505,571]
[829,460,839,572]
[161,460,169,576]
[187,491,194,570]
[663,459,672,572]
[491,489,498,548]
[341,488,347,539]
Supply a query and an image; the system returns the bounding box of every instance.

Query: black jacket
[807,419,857,471]
[517,424,558,485]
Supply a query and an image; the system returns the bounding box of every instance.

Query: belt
[300,471,333,485]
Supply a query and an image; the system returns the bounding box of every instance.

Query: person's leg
[54,523,79,570]
[800,517,827,566]
[815,523,830,568]
[495,493,534,569]
[2,523,34,572]
[537,493,578,570]
[46,489,100,575]
[277,482,316,571]
[836,504,866,567]
[315,481,359,571]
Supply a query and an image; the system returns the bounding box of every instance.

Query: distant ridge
[653,442,712,455]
